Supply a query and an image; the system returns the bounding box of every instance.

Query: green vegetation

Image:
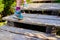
[0,0,4,12]
[55,0,60,3]
[0,21,7,26]
[0,0,14,26]
[2,0,14,17]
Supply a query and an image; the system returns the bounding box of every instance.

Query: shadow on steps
[14,22,46,32]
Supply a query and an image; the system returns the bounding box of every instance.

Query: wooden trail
[2,14,60,27]
[21,3,60,11]
[32,0,56,2]
[0,25,57,40]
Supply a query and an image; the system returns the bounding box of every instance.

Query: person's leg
[14,0,23,19]
[23,0,28,7]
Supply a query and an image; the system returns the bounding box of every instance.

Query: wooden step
[31,0,56,3]
[3,14,60,34]
[0,25,57,40]
[2,14,60,27]
[0,26,42,40]
[21,3,60,11]
[32,0,56,2]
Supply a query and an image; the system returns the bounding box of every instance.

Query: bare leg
[23,0,28,7]
[24,0,27,5]
[16,0,21,10]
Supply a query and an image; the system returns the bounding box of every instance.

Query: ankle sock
[16,7,20,11]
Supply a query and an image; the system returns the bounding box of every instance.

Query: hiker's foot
[13,10,23,20]
[24,4,28,7]
[14,10,20,16]
[18,14,23,20]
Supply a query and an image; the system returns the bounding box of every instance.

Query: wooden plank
[0,28,42,40]
[0,25,57,40]
[31,0,56,3]
[21,3,60,11]
[22,14,60,20]
[2,14,60,27]
[3,14,60,21]
[32,0,55,2]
